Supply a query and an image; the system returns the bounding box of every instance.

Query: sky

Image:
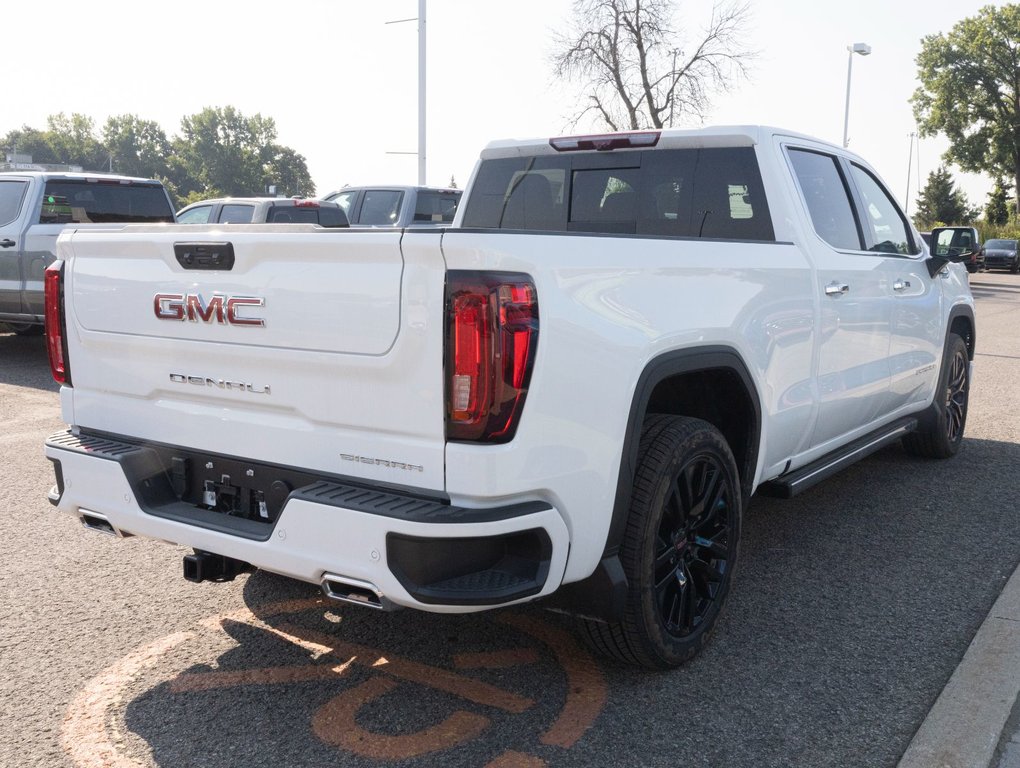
[3,0,1009,213]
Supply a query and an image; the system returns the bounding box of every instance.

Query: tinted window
[359,190,404,226]
[329,190,358,219]
[461,148,773,240]
[788,149,861,251]
[462,157,569,231]
[0,180,28,226]
[849,163,918,255]
[986,239,1016,249]
[177,205,213,224]
[218,204,254,224]
[413,191,461,223]
[266,205,348,227]
[39,180,173,223]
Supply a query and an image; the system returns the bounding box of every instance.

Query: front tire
[1011,257,1019,274]
[902,333,969,459]
[578,415,741,669]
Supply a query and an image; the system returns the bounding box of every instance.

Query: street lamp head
[849,42,872,56]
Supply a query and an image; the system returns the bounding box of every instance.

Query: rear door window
[218,204,255,224]
[788,149,862,251]
[39,180,174,223]
[329,190,359,221]
[0,179,29,226]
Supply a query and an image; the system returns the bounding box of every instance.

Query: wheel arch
[550,345,762,621]
[947,303,976,360]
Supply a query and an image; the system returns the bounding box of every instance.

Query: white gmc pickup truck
[43,127,975,668]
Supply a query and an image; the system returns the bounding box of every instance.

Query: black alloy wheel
[652,451,734,638]
[578,415,741,668]
[903,332,970,459]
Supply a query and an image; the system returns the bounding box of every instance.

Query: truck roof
[0,170,161,184]
[479,125,844,159]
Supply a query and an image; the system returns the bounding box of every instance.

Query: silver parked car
[320,186,461,227]
[176,197,349,227]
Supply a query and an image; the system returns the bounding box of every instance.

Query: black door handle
[0,239,14,248]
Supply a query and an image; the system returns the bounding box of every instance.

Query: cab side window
[849,164,919,255]
[788,148,861,251]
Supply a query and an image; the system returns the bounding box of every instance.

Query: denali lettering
[340,454,424,473]
[169,373,271,395]
[154,293,265,327]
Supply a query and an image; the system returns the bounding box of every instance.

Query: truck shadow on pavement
[0,329,58,392]
[60,436,1020,768]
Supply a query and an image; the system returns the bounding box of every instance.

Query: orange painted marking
[62,631,195,768]
[484,750,550,768]
[453,648,541,670]
[270,622,535,714]
[171,659,354,693]
[499,614,607,749]
[312,676,489,760]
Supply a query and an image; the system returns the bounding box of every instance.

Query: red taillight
[446,272,538,443]
[45,262,70,385]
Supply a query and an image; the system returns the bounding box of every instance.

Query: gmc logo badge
[154,293,265,327]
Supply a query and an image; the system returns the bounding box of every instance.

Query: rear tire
[578,415,741,669]
[902,333,969,459]
[4,323,43,336]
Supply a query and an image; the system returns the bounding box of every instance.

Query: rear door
[785,144,894,450]
[61,226,448,491]
[0,176,32,315]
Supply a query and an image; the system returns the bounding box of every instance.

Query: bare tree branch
[551,0,756,131]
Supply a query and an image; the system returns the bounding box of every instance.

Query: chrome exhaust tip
[320,574,395,611]
[78,509,127,538]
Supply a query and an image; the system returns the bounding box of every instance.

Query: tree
[985,179,1013,226]
[169,106,313,199]
[1,126,58,165]
[552,0,754,131]
[913,166,977,228]
[912,5,1020,214]
[45,113,108,170]
[102,115,172,180]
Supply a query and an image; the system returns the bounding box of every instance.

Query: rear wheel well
[645,368,756,495]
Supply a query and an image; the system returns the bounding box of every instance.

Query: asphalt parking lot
[1,271,1019,768]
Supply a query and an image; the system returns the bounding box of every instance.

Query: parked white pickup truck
[44,127,975,668]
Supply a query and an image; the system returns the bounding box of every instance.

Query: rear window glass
[359,190,404,226]
[413,191,461,223]
[267,205,348,227]
[462,147,773,241]
[0,179,29,226]
[39,180,174,224]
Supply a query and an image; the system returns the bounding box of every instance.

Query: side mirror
[931,226,980,262]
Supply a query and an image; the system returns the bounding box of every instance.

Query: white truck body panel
[44,126,975,620]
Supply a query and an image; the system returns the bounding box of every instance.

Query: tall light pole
[842,42,872,148]
[386,0,427,185]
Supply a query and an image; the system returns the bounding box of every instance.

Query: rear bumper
[45,430,569,613]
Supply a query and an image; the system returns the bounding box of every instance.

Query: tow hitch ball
[183,551,251,583]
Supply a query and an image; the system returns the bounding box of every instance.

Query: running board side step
[758,416,918,499]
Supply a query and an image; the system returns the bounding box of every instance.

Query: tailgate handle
[174,242,235,271]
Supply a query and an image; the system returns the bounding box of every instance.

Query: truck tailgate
[58,225,447,492]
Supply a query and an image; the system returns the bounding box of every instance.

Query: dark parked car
[981,238,1019,273]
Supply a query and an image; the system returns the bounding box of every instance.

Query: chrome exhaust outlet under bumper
[320,574,397,611]
[78,509,128,538]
